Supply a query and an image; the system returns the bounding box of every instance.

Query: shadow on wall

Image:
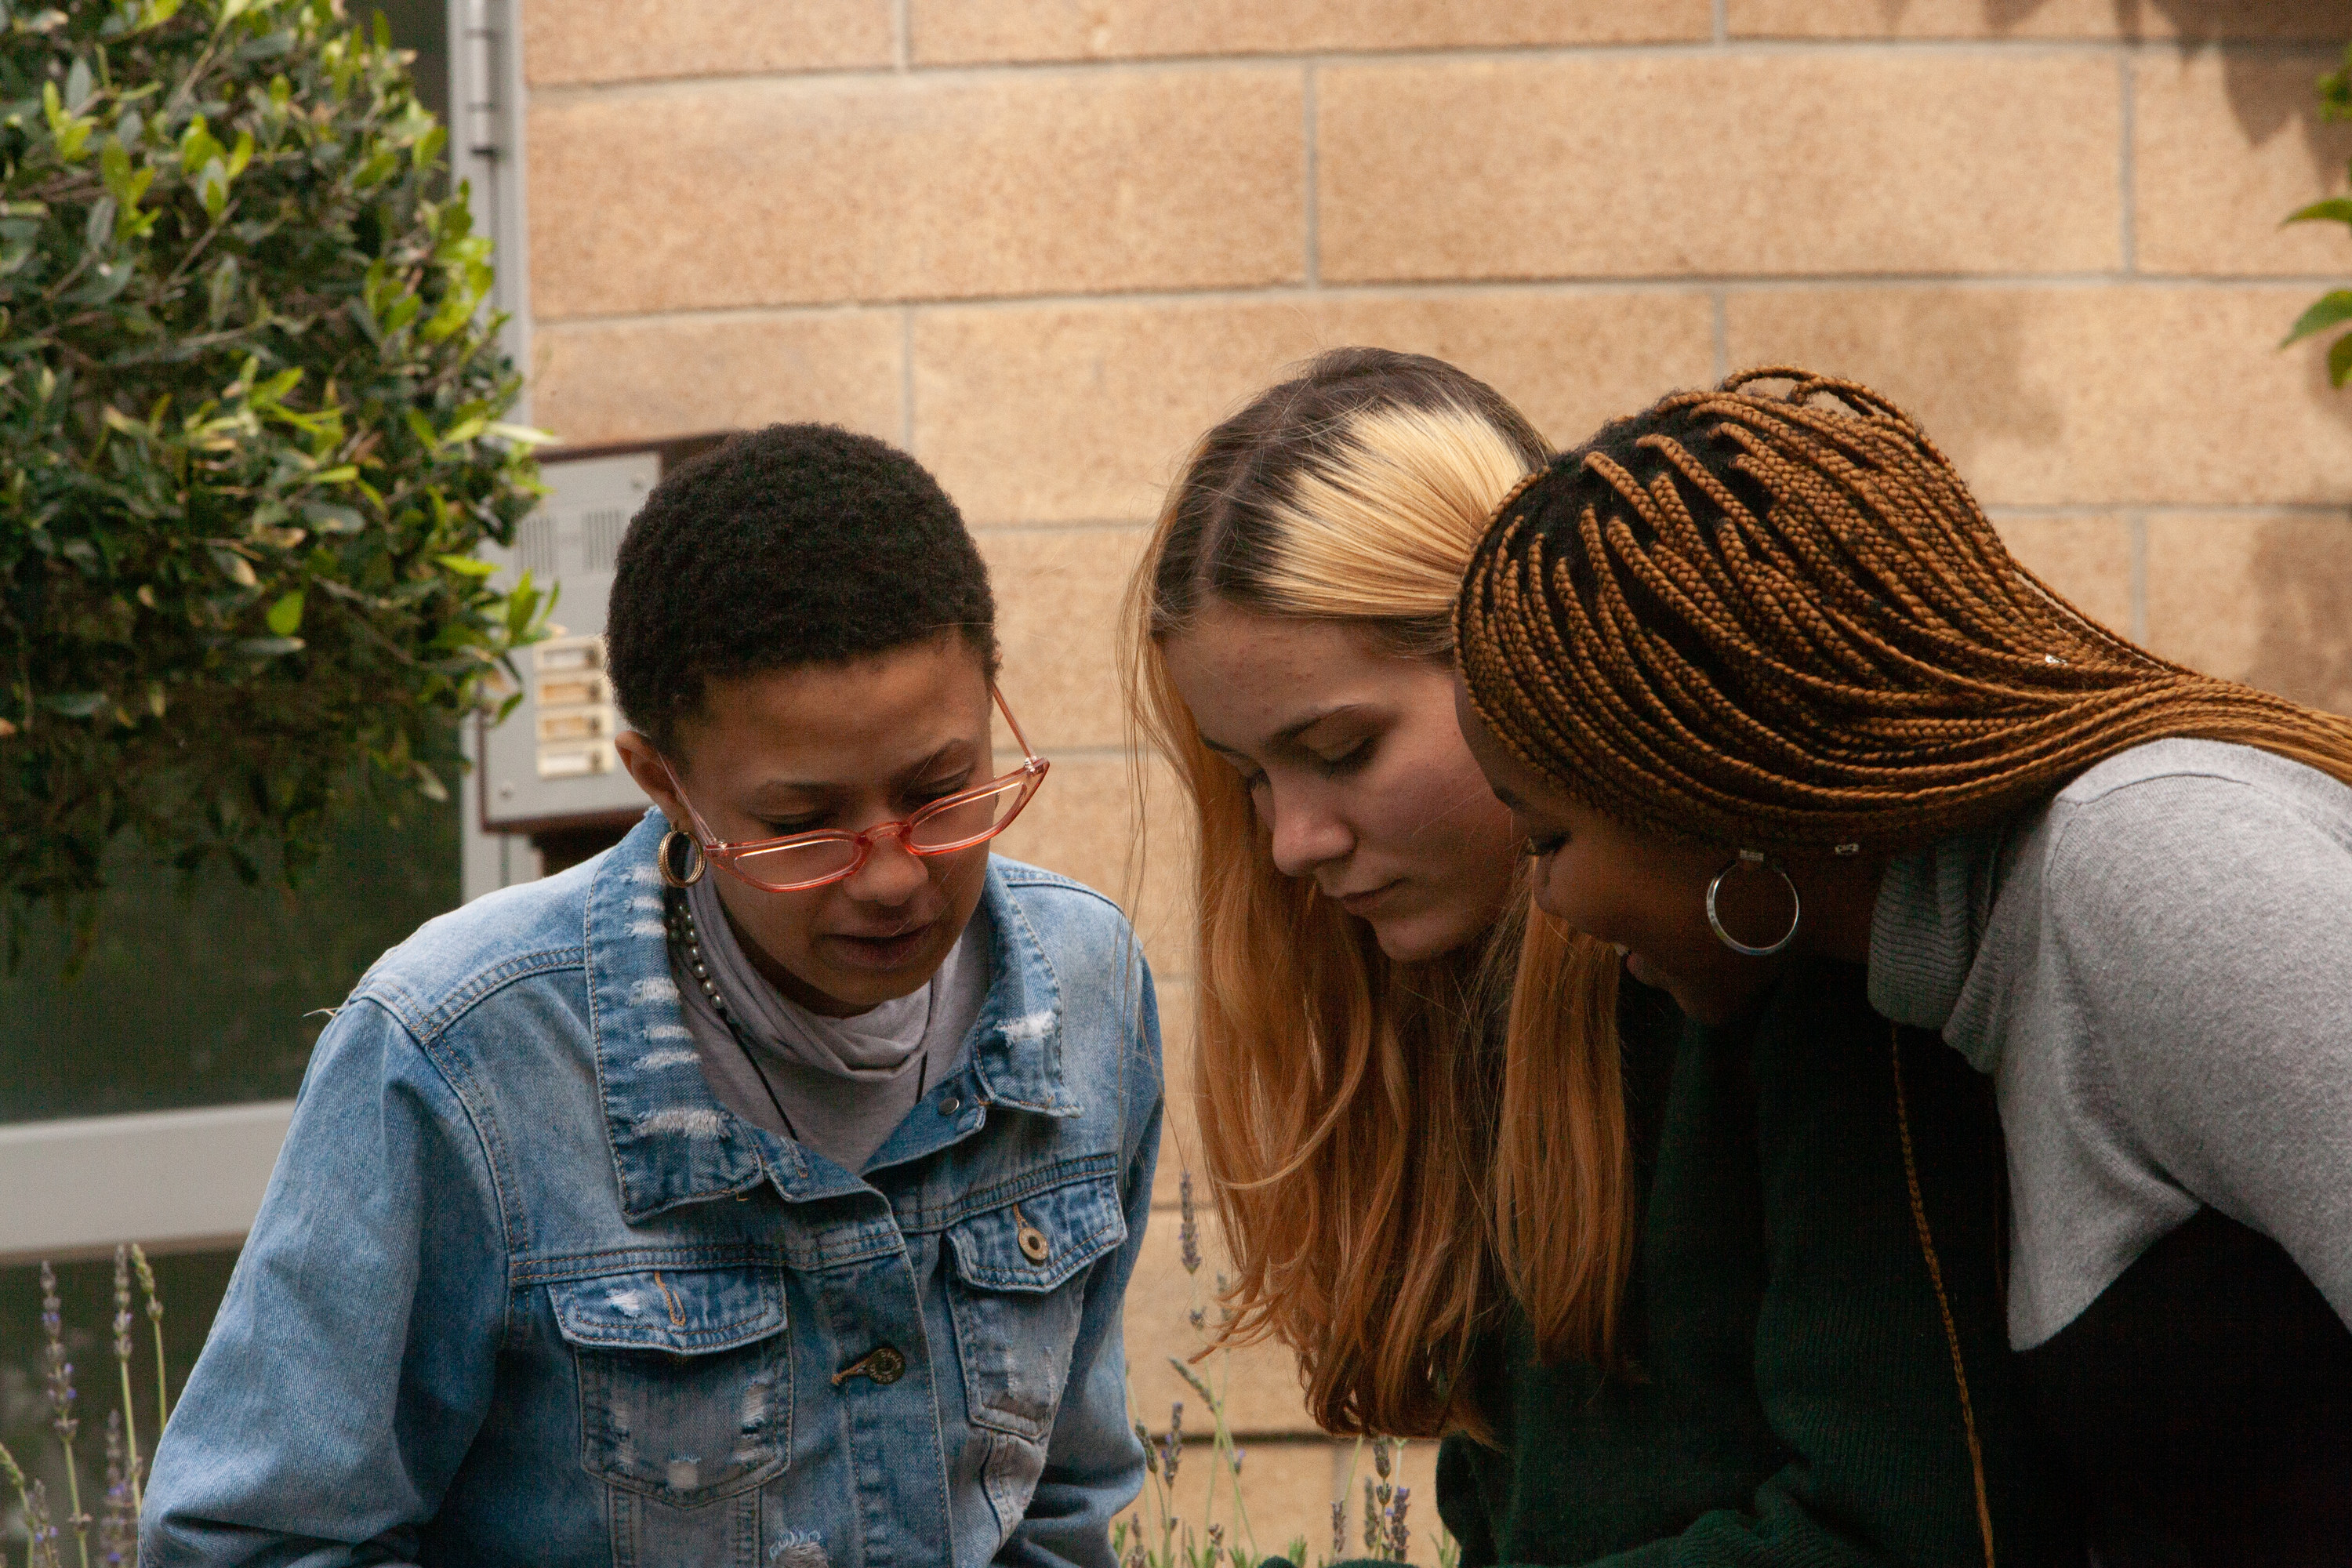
[2246,518,2352,716]
[1916,0,2347,168]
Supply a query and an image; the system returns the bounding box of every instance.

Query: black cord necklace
[664,887,800,1142]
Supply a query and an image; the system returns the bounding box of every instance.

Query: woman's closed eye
[1523,830,1567,858]
[1310,736,1373,775]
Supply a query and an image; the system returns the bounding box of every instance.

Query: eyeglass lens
[728,774,1034,887]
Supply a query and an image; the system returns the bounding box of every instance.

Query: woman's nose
[841,826,930,906]
[1266,785,1354,879]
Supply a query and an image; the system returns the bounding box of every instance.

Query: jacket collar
[584,811,1074,1222]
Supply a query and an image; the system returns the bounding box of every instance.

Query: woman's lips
[822,924,936,971]
[1336,880,1402,916]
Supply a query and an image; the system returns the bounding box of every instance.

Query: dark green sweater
[1424,961,2068,1568]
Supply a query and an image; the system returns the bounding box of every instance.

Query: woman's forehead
[681,639,993,786]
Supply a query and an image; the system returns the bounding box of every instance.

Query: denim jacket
[143,811,1163,1568]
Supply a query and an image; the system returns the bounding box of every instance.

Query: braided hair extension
[1455,368,2352,854]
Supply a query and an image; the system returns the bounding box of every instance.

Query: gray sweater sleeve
[2040,770,2352,1328]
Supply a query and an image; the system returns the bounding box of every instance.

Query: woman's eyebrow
[741,739,982,802]
[1200,703,1367,766]
[1273,702,1370,747]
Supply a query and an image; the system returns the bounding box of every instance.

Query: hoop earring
[1705,849,1800,957]
[657,827,706,888]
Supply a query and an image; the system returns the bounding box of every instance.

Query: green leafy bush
[0,0,545,921]
[2282,45,2352,386]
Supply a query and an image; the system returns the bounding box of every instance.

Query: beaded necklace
[662,886,800,1141]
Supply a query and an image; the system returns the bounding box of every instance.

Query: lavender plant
[1110,1167,1455,1568]
[5,1257,168,1568]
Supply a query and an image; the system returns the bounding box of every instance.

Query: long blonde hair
[1126,349,1632,1439]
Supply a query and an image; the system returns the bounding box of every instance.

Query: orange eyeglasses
[657,685,1048,893]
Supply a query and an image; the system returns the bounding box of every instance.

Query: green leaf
[299,501,366,533]
[209,546,260,588]
[265,590,304,636]
[434,553,497,578]
[236,636,306,658]
[180,116,222,176]
[64,58,93,112]
[2281,289,2352,348]
[85,195,118,252]
[198,156,230,220]
[2332,331,2352,390]
[42,692,110,718]
[2283,197,2352,227]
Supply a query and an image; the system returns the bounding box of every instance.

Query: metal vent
[580,507,626,572]
[514,514,561,581]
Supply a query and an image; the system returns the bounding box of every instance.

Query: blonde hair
[1126,349,1632,1439]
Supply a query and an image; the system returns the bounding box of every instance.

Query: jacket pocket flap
[551,1268,786,1354]
[946,1175,1127,1294]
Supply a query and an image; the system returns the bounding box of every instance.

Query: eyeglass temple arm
[655,756,725,847]
[992,684,1043,764]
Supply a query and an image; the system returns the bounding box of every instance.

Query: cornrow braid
[1455,367,2352,854]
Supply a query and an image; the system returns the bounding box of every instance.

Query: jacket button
[939,1094,961,1116]
[864,1345,906,1385]
[1014,1203,1051,1263]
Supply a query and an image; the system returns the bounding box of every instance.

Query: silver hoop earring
[1705,849,1800,957]
[657,827,706,888]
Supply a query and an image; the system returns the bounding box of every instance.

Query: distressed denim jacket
[143,811,1163,1568]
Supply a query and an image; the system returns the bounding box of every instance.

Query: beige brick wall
[519,2,2352,1555]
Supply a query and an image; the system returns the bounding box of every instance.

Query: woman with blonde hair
[1129,348,2063,1566]
[1453,367,2352,1566]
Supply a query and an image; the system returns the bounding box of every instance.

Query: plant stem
[132,1246,168,1432]
[61,1447,87,1568]
[116,1356,142,1512]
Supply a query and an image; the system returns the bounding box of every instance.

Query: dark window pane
[0,769,458,1123]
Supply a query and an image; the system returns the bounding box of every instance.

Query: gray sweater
[1867,737,2352,1350]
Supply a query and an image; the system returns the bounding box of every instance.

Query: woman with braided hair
[1133,349,2065,1568]
[1454,367,2352,1567]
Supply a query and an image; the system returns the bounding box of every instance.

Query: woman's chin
[1366,911,1486,965]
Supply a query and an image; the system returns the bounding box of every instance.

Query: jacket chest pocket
[944,1175,1127,1446]
[552,1267,792,1512]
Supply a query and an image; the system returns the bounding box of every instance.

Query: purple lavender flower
[41,1261,77,1446]
[1159,1402,1184,1487]
[1178,1171,1202,1276]
[1385,1484,1413,1562]
[100,1410,134,1566]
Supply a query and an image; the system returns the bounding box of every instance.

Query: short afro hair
[605,424,997,750]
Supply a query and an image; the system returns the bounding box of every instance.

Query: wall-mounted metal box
[475,437,726,848]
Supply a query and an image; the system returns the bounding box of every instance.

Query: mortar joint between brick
[1711,0,1728,45]
[2118,48,2137,274]
[892,0,909,71]
[2128,513,2150,641]
[899,307,915,450]
[1302,62,1320,291]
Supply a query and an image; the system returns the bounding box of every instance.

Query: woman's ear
[614,730,688,828]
